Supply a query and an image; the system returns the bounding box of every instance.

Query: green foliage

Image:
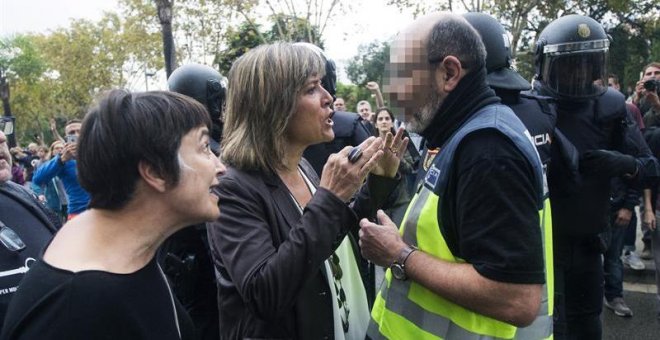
[215,22,266,75]
[267,13,324,47]
[336,82,373,113]
[0,36,47,85]
[2,10,162,145]
[346,41,390,87]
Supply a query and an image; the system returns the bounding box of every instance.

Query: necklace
[286,167,350,333]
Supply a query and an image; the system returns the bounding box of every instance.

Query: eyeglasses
[0,221,26,252]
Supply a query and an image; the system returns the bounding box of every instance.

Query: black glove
[579,149,638,178]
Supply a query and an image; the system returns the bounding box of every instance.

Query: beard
[407,91,443,133]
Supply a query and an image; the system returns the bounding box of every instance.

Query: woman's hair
[77,89,211,210]
[221,42,326,172]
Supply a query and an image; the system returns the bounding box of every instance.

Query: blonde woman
[208,42,407,339]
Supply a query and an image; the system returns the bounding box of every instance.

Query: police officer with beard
[162,63,228,340]
[531,15,658,339]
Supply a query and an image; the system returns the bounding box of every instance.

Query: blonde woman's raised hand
[319,137,384,202]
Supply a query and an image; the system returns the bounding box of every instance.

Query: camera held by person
[644,79,660,95]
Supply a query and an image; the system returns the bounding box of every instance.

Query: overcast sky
[1,0,416,88]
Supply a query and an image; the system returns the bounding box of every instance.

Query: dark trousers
[553,234,603,340]
[604,212,635,300]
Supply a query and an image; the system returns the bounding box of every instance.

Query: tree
[383,0,658,90]
[346,41,390,87]
[261,0,347,39]
[215,22,266,75]
[0,10,163,145]
[266,13,324,46]
[336,82,373,113]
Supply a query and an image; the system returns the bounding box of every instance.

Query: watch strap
[394,244,417,266]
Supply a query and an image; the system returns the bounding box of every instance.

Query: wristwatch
[390,244,417,281]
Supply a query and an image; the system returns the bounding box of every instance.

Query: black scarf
[422,66,500,148]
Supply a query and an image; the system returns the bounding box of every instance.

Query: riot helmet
[293,42,337,100]
[463,12,530,91]
[534,14,609,100]
[168,63,226,148]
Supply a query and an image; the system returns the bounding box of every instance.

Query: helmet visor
[542,50,608,99]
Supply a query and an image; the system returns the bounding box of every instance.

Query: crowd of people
[0,10,659,340]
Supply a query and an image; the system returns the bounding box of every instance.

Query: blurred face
[607,77,620,90]
[0,131,12,183]
[37,148,47,159]
[385,32,437,132]
[65,122,81,137]
[28,143,38,153]
[643,66,660,81]
[51,142,64,156]
[358,103,372,120]
[285,75,334,147]
[169,126,223,224]
[376,111,393,135]
[333,98,346,111]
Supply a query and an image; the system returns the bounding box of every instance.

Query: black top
[420,67,544,284]
[442,129,545,284]
[0,182,58,331]
[303,110,372,176]
[1,256,195,340]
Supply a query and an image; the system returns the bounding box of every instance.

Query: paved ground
[602,290,659,340]
[603,212,658,340]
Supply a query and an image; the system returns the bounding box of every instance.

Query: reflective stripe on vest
[369,104,546,339]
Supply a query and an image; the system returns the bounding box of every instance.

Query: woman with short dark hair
[2,90,224,340]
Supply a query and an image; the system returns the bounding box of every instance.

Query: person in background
[633,62,660,119]
[29,141,68,223]
[333,97,347,111]
[373,107,415,226]
[207,42,406,339]
[357,100,377,136]
[32,120,90,220]
[0,130,59,332]
[1,90,223,339]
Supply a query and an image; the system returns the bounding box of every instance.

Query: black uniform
[0,181,59,331]
[303,110,371,176]
[164,63,225,340]
[535,85,657,338]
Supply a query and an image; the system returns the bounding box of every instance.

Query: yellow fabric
[371,191,517,339]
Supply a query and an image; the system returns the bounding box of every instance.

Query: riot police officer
[531,14,657,339]
[168,63,226,155]
[161,63,227,340]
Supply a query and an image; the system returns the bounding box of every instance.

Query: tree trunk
[156,0,176,78]
[0,72,17,147]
